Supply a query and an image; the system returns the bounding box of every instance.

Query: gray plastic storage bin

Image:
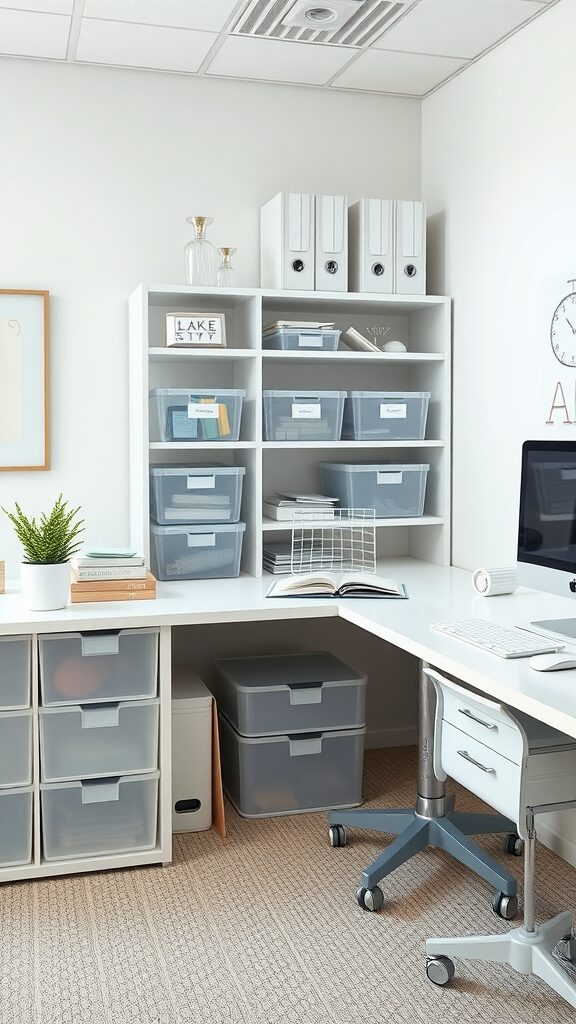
[149,388,245,442]
[0,787,33,866]
[39,699,160,782]
[150,465,245,525]
[263,327,341,351]
[219,714,365,818]
[0,709,32,787]
[41,771,159,861]
[151,522,245,580]
[263,390,346,442]
[0,635,31,709]
[39,628,159,706]
[320,463,429,518]
[342,391,430,441]
[213,652,366,737]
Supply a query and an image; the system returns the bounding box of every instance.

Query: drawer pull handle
[458,708,497,731]
[457,749,495,774]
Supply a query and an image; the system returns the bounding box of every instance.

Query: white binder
[315,194,347,292]
[395,200,426,295]
[260,192,315,290]
[348,198,395,294]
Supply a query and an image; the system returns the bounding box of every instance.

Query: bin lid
[346,391,431,399]
[150,522,246,535]
[150,465,245,477]
[149,388,246,397]
[172,669,213,708]
[214,651,366,691]
[320,463,430,473]
[263,390,346,399]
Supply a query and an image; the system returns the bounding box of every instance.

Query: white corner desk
[2,556,576,888]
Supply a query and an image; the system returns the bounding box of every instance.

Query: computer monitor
[518,440,576,639]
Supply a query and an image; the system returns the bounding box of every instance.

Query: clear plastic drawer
[39,629,159,706]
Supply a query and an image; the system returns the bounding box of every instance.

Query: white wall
[422,0,576,859]
[0,58,421,575]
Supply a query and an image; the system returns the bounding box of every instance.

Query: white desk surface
[3,558,576,739]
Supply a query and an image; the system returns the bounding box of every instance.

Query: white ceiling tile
[0,8,70,58]
[333,48,466,95]
[76,19,217,72]
[374,0,548,59]
[206,36,353,86]
[83,0,242,33]
[0,0,72,11]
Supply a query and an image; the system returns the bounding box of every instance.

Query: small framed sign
[166,312,227,348]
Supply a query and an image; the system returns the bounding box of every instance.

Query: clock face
[551,291,576,366]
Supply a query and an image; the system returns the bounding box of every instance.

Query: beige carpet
[2,747,576,1024]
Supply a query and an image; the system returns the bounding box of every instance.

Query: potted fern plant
[3,495,84,610]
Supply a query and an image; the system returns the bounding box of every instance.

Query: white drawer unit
[439,683,523,764]
[0,709,33,788]
[0,787,33,867]
[39,628,159,706]
[440,719,520,824]
[39,699,160,782]
[0,635,31,709]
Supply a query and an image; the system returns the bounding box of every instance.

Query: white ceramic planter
[20,561,70,611]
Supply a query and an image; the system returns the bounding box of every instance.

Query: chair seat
[514,710,576,752]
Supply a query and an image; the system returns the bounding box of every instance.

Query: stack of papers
[263,320,335,335]
[263,540,337,575]
[263,493,339,522]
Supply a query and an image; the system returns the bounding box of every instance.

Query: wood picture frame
[0,289,50,471]
[165,311,227,348]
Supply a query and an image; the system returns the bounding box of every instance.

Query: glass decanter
[184,216,218,286]
[216,247,236,288]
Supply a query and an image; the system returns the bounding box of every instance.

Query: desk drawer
[441,721,519,823]
[39,629,159,706]
[0,636,31,710]
[441,687,523,765]
[0,710,32,788]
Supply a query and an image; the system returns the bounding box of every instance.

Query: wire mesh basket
[290,508,376,575]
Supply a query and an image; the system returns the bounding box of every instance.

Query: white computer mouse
[529,652,576,672]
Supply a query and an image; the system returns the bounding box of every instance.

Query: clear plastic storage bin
[0,710,32,787]
[219,714,365,818]
[342,391,430,441]
[39,629,159,706]
[263,390,346,442]
[0,635,31,709]
[39,699,160,782]
[149,388,245,443]
[150,465,245,525]
[263,327,341,351]
[0,787,33,866]
[41,771,159,861]
[213,652,366,737]
[320,462,430,518]
[151,522,245,580]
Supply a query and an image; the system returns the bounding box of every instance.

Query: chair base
[426,911,576,1008]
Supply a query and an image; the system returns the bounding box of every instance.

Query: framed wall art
[165,311,226,348]
[0,289,49,471]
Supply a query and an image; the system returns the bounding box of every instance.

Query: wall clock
[550,279,576,366]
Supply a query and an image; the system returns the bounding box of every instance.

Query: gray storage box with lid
[172,670,213,833]
[320,462,430,518]
[263,390,346,442]
[149,388,245,443]
[150,465,245,525]
[262,327,341,352]
[342,391,430,441]
[151,521,245,580]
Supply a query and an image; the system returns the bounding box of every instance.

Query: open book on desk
[267,572,407,599]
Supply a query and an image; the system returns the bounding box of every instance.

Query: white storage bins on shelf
[263,327,341,351]
[342,391,430,441]
[218,715,365,818]
[41,771,160,861]
[149,388,245,443]
[151,522,245,581]
[172,671,213,833]
[320,463,430,518]
[213,652,366,737]
[39,629,159,706]
[0,709,32,787]
[150,465,245,525]
[39,699,160,782]
[0,787,33,866]
[0,635,31,709]
[263,390,346,442]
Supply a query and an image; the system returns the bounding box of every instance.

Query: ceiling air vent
[233,0,407,48]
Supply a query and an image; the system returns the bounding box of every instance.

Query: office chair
[425,669,576,1009]
[328,663,519,915]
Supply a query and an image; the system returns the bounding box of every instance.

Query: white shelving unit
[129,285,451,576]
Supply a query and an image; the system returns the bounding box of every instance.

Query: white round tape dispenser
[472,567,518,597]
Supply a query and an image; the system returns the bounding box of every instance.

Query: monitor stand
[532,618,576,641]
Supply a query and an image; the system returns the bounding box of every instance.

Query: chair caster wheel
[492,891,518,920]
[356,885,384,912]
[505,833,524,856]
[328,825,347,848]
[426,955,455,986]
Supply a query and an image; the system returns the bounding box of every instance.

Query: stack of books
[263,492,339,522]
[70,548,156,603]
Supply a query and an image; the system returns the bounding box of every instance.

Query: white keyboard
[430,618,565,659]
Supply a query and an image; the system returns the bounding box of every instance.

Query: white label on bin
[561,469,576,480]
[377,471,403,485]
[298,335,323,348]
[187,533,216,548]
[187,475,215,490]
[291,403,321,419]
[380,403,407,419]
[187,402,219,419]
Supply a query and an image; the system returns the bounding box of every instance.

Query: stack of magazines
[263,492,339,522]
[263,540,331,575]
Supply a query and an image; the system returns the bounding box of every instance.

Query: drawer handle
[457,750,495,774]
[458,708,497,731]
